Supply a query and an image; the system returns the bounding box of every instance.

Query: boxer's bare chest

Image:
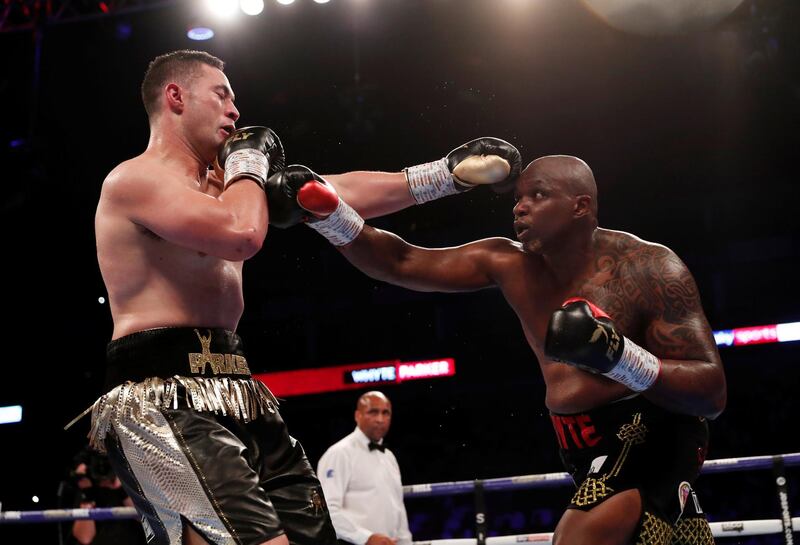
[136,225,244,296]
[502,234,654,351]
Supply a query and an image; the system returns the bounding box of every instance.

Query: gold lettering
[189,353,206,374]
[235,355,251,374]
[209,354,225,374]
[229,131,253,142]
[188,329,251,376]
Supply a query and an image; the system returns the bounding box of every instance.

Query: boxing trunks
[551,396,714,545]
[88,327,338,545]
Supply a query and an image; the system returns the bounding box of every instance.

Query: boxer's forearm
[644,358,727,419]
[339,226,428,289]
[324,172,415,219]
[339,227,496,293]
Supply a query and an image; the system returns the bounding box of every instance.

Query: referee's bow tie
[368,441,385,452]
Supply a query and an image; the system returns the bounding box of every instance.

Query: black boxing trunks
[88,327,337,545]
[551,396,714,545]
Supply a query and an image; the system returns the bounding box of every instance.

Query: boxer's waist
[550,395,705,452]
[105,327,252,389]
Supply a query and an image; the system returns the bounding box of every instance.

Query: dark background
[1,0,798,543]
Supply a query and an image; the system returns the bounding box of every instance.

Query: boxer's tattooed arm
[639,246,720,363]
[578,238,717,363]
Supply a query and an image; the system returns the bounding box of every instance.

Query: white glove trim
[405,158,459,204]
[307,199,365,246]
[223,149,268,189]
[605,337,661,392]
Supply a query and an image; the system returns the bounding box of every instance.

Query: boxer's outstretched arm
[324,171,415,220]
[323,137,522,220]
[641,248,727,418]
[270,164,517,291]
[339,226,512,293]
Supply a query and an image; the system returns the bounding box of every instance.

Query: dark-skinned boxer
[266,155,725,545]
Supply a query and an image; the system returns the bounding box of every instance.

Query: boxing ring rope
[2,452,797,543]
[401,452,800,498]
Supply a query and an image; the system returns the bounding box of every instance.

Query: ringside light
[206,0,239,18]
[187,26,215,40]
[240,0,264,15]
[0,405,23,425]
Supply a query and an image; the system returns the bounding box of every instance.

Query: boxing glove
[405,137,521,203]
[544,298,661,392]
[216,126,285,189]
[266,165,364,246]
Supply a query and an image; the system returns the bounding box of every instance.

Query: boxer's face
[355,396,392,442]
[512,165,579,254]
[183,64,239,161]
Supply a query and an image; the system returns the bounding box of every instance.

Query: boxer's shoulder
[472,236,529,265]
[595,229,680,272]
[101,154,188,207]
[475,237,546,284]
[103,154,158,194]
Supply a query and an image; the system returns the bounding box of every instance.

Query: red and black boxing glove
[544,298,661,392]
[266,165,365,246]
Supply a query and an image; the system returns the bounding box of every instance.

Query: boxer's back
[96,154,245,340]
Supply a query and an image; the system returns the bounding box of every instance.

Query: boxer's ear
[165,83,184,114]
[574,195,592,218]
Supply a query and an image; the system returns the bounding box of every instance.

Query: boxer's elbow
[701,367,727,420]
[385,244,422,286]
[228,210,267,259]
[235,229,265,260]
[217,226,265,260]
[707,384,727,420]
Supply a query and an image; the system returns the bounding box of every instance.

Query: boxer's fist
[217,126,285,189]
[545,299,621,374]
[445,137,522,188]
[405,137,521,203]
[267,165,365,246]
[266,165,340,229]
[545,298,661,392]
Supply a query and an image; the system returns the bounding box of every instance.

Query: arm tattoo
[638,246,718,362]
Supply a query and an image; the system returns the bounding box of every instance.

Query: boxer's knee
[259,534,290,545]
[554,489,643,545]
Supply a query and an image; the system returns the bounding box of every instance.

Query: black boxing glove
[544,298,661,392]
[266,165,364,245]
[216,126,285,189]
[404,137,522,203]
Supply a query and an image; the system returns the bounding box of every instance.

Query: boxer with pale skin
[91,49,521,545]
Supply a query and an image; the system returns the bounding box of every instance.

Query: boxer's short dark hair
[141,50,225,119]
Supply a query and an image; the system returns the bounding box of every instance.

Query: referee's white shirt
[317,427,412,545]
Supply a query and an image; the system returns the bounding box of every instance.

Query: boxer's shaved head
[524,155,598,216]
